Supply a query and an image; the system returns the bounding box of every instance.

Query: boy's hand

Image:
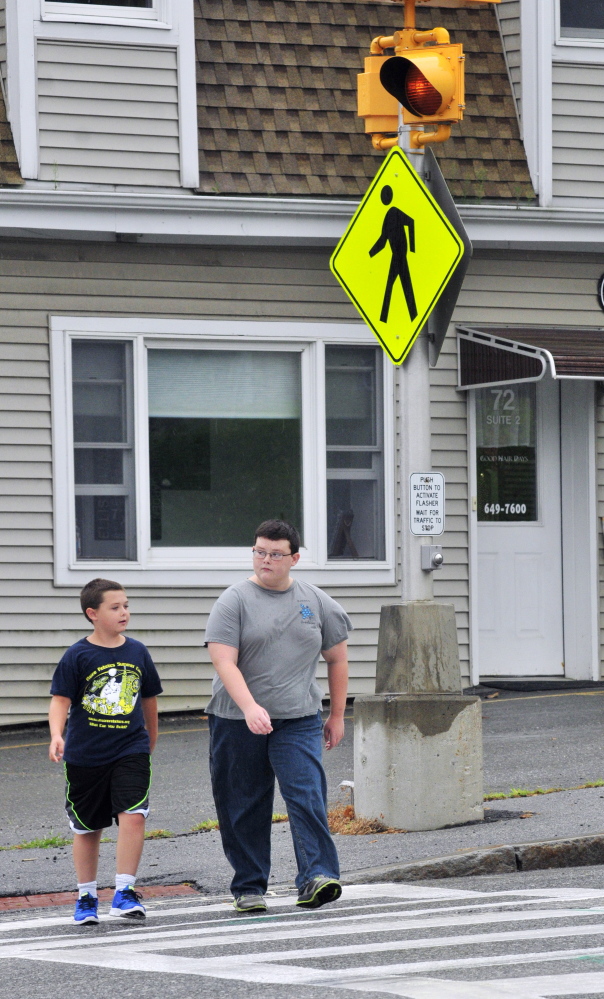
[49,736,65,763]
[244,703,273,735]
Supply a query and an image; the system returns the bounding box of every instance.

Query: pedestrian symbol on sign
[369,185,417,323]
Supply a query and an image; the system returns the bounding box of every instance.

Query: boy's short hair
[254,520,300,555]
[80,578,125,621]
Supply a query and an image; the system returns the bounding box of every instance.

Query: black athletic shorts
[64,753,151,834]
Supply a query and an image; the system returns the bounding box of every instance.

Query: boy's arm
[321,641,349,750]
[142,696,159,753]
[48,695,71,762]
[207,642,273,735]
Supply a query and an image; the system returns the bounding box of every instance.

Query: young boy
[48,578,162,926]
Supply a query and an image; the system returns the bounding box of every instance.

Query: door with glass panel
[475,379,564,676]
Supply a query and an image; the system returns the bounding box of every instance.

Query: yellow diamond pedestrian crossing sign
[330,146,465,365]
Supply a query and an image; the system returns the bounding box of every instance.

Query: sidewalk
[2,687,604,897]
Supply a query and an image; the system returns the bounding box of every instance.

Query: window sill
[55,559,396,588]
[40,13,170,27]
[553,39,604,63]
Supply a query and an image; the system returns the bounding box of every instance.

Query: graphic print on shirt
[300,603,315,623]
[81,663,142,728]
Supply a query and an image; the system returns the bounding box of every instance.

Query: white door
[475,379,564,677]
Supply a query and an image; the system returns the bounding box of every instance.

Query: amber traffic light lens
[405,65,441,116]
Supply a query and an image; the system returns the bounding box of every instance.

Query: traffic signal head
[379,43,464,125]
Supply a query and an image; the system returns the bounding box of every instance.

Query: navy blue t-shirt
[50,637,163,767]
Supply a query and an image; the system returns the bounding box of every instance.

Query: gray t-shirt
[204,578,352,720]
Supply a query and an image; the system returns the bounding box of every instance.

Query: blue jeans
[208,711,340,896]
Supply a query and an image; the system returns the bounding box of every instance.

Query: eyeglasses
[252,548,292,561]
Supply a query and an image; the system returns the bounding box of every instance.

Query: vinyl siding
[446,249,604,680]
[496,0,521,124]
[0,241,401,727]
[37,41,181,188]
[553,63,604,206]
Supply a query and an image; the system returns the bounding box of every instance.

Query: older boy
[49,578,162,925]
[205,519,351,913]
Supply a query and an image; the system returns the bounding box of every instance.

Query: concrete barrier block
[354,693,483,831]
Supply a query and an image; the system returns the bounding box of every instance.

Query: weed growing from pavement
[191,813,289,834]
[191,819,220,833]
[144,829,175,840]
[484,779,604,800]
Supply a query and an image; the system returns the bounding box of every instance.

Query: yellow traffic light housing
[379,42,465,126]
[357,0,494,151]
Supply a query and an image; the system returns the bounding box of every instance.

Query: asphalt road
[1,690,604,896]
[5,871,604,998]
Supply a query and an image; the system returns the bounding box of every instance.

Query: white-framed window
[556,0,604,48]
[41,0,169,27]
[51,318,396,586]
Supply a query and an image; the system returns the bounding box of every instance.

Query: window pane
[327,452,373,469]
[560,0,604,37]
[72,340,136,560]
[325,346,385,560]
[327,480,381,558]
[476,384,537,522]
[148,349,300,419]
[72,341,126,443]
[326,347,377,446]
[76,496,128,558]
[74,449,123,484]
[148,350,302,547]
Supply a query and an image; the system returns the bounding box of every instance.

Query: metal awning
[457,325,604,389]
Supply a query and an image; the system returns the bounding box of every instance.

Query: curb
[341,832,604,883]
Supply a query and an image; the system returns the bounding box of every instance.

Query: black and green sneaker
[296,876,342,909]
[232,894,268,913]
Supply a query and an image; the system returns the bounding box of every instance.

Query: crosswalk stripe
[2,904,603,959]
[346,973,604,998]
[5,883,604,997]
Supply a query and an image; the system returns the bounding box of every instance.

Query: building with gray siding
[0,0,602,726]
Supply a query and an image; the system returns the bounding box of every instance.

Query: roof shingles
[195,0,535,201]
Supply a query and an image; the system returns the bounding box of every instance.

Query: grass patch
[144,829,175,840]
[327,803,404,836]
[0,834,71,851]
[484,779,604,801]
[191,813,289,834]
[191,819,220,833]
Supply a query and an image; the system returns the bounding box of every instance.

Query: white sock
[115,873,136,892]
[77,881,97,898]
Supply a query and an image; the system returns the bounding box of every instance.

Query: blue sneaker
[110,886,146,919]
[74,892,99,925]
